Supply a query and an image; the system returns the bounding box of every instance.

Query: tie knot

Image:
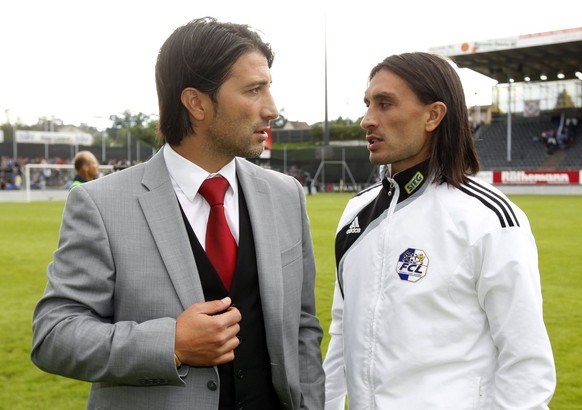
[199,176,229,207]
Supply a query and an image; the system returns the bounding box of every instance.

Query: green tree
[107,110,159,149]
[310,117,365,144]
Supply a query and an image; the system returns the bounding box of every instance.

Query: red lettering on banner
[492,170,580,185]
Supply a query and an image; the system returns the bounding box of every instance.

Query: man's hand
[174,297,241,366]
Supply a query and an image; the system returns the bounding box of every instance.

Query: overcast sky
[2,0,582,128]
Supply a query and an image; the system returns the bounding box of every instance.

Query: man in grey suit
[31,17,324,410]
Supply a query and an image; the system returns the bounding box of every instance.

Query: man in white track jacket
[323,52,555,410]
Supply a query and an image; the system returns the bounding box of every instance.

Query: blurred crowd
[0,156,141,190]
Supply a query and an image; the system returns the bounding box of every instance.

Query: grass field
[1,193,581,409]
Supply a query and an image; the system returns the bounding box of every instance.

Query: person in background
[304,172,314,195]
[32,17,324,410]
[68,150,99,190]
[323,51,555,409]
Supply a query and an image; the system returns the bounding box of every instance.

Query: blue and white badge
[396,248,429,282]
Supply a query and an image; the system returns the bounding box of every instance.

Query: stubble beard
[206,118,264,159]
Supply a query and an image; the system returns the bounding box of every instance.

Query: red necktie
[199,176,238,291]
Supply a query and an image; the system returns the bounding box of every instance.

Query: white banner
[15,130,93,145]
[430,27,582,56]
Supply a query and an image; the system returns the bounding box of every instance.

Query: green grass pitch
[1,193,580,409]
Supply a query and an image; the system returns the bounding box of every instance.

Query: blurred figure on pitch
[323,51,555,409]
[67,150,99,190]
[304,172,314,195]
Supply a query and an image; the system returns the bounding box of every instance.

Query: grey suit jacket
[31,148,325,409]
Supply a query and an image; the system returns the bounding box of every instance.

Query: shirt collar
[386,159,430,202]
[163,144,237,201]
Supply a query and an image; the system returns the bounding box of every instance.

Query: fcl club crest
[396,248,429,282]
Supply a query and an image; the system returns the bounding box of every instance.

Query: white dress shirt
[163,144,239,248]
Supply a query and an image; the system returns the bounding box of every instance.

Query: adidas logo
[346,217,361,234]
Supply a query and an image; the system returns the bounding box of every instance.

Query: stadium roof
[429,27,582,84]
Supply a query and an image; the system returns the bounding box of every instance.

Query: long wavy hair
[370,52,480,187]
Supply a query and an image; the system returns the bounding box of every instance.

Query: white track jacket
[323,162,556,409]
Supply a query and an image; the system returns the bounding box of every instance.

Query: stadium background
[1,27,581,408]
[2,26,582,195]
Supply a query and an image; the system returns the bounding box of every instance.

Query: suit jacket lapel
[236,159,284,346]
[138,148,206,309]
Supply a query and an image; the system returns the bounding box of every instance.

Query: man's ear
[180,87,207,121]
[425,101,447,132]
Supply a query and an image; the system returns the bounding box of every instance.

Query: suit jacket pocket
[281,241,302,268]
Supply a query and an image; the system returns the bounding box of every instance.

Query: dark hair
[370,52,480,187]
[155,17,274,145]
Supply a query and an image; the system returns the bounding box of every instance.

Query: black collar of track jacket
[383,159,430,203]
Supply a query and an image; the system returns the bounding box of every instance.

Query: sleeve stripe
[459,180,520,228]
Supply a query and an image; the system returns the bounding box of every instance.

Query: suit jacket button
[207,380,218,391]
[236,369,245,379]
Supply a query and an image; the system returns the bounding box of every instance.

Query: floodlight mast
[323,14,329,147]
[507,79,512,163]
